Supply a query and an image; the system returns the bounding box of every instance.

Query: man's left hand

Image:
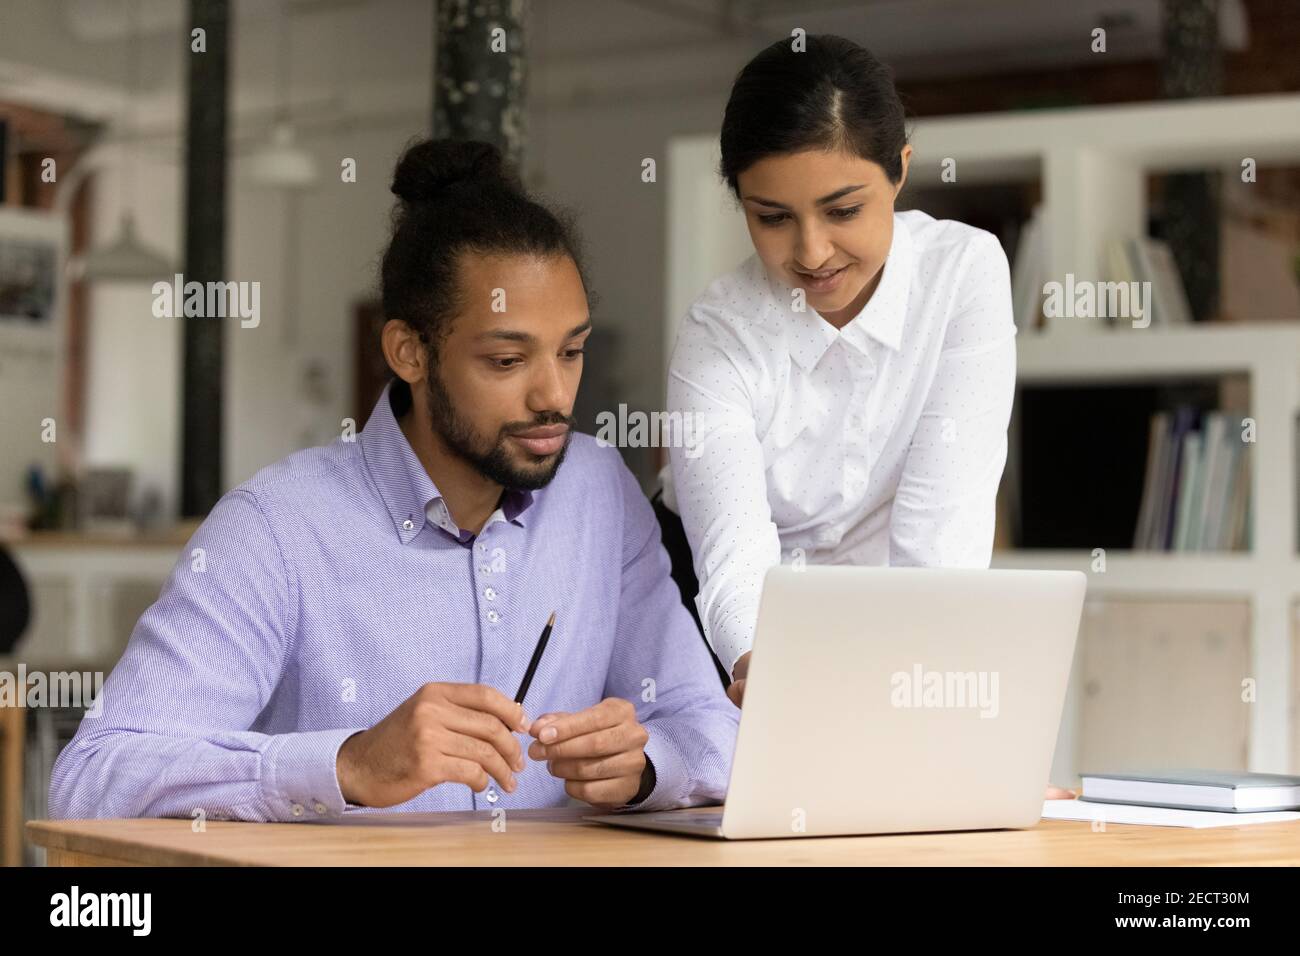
[528,698,650,808]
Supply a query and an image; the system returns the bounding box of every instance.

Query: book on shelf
[1010,204,1045,332]
[1132,407,1251,552]
[1155,406,1196,550]
[1008,211,1199,331]
[1140,238,1194,326]
[1102,236,1195,328]
[1131,409,1168,550]
[1173,429,1203,550]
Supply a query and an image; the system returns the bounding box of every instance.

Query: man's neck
[398,411,502,535]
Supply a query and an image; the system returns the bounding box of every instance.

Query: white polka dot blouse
[663,209,1018,678]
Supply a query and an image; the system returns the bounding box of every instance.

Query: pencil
[513,611,555,706]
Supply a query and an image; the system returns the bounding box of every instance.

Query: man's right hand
[726,652,752,708]
[335,683,530,808]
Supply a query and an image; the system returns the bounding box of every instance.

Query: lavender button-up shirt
[49,382,738,823]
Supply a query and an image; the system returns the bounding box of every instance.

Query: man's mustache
[501,413,576,436]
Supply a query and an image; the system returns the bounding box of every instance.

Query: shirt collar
[763,211,913,371]
[360,381,535,545]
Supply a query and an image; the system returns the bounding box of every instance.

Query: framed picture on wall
[0,235,57,324]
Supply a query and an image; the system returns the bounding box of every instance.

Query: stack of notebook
[1080,770,1300,812]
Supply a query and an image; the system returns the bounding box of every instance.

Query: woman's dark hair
[719,34,909,197]
[379,138,588,411]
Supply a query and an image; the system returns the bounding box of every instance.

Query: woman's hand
[1044,785,1076,799]
[726,652,752,708]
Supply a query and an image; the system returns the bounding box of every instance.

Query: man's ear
[382,319,426,386]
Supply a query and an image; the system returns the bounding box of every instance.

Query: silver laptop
[589,565,1086,839]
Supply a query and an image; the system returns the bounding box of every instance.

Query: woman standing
[663,35,1017,711]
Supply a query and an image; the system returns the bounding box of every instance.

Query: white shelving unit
[665,93,1300,776]
[913,95,1300,776]
[997,324,1300,778]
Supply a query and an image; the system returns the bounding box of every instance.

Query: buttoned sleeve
[47,489,368,823]
[666,304,781,680]
[601,450,739,812]
[888,231,1017,567]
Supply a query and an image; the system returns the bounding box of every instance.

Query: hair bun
[391,139,509,203]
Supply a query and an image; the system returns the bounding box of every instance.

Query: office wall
[69,63,743,505]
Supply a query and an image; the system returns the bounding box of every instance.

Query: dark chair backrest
[650,489,729,690]
[0,544,31,654]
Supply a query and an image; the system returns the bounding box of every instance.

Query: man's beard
[424,366,574,491]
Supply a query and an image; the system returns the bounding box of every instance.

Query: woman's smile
[793,262,852,294]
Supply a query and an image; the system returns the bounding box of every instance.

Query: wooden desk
[1,661,115,868]
[26,805,1300,866]
[0,703,22,868]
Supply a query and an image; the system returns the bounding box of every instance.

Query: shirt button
[479,565,491,575]
[314,802,328,814]
[484,587,497,601]
[290,803,304,817]
[486,609,499,623]
[477,543,486,553]
[402,518,415,531]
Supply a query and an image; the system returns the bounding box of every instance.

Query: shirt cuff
[624,755,657,806]
[263,727,366,822]
[712,633,752,682]
[608,723,688,813]
[700,604,758,680]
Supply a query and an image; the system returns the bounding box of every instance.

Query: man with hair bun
[49,138,739,823]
